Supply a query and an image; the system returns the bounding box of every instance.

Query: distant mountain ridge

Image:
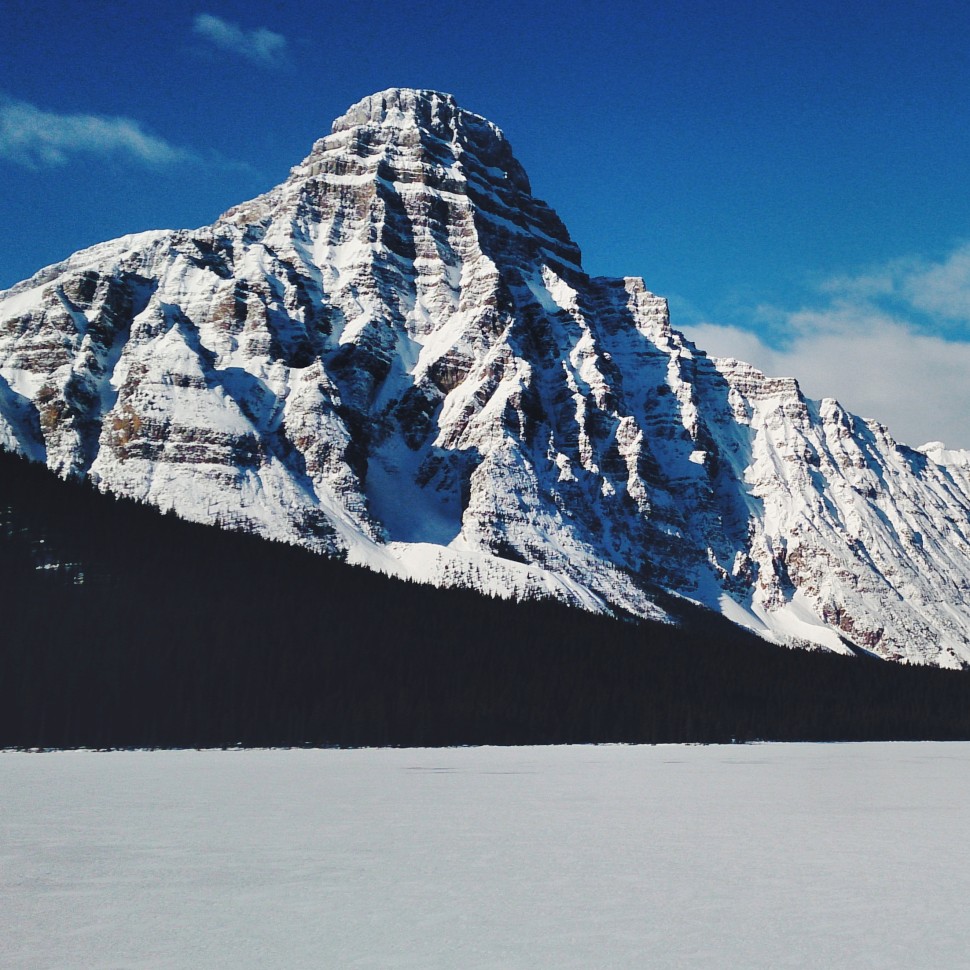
[3,87,970,665]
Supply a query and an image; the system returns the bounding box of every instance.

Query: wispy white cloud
[192,14,288,68]
[903,244,970,322]
[0,94,192,168]
[688,244,970,450]
[819,244,970,328]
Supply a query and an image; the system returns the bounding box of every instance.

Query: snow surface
[3,744,970,969]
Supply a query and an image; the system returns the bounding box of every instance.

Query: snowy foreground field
[4,744,970,969]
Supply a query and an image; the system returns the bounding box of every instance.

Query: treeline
[2,448,970,748]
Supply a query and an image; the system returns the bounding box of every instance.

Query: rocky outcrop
[3,87,970,665]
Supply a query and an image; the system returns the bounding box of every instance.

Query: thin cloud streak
[904,244,970,322]
[192,14,288,67]
[0,94,193,168]
[688,243,970,451]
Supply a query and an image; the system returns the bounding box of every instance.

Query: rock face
[3,87,970,665]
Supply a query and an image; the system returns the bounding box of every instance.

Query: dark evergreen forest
[3,448,970,748]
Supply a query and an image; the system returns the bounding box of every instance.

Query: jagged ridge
[3,87,970,665]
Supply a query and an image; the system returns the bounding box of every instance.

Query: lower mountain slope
[3,449,970,748]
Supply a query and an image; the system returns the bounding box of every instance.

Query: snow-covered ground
[3,744,969,968]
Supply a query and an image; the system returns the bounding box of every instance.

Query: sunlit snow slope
[2,88,970,664]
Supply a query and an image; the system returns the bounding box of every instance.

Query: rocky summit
[3,87,970,665]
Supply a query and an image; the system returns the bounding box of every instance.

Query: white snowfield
[3,86,970,663]
[3,744,970,969]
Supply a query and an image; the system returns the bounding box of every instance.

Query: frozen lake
[3,743,970,968]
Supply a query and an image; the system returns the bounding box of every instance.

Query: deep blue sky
[3,0,970,445]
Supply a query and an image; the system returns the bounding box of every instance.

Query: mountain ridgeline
[4,448,970,747]
[2,87,970,672]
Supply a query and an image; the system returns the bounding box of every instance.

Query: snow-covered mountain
[3,87,970,666]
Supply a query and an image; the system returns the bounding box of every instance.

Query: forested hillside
[3,449,970,747]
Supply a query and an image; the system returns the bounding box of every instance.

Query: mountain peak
[331,88,474,134]
[328,89,515,159]
[4,94,970,668]
[310,87,527,191]
[260,87,580,272]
